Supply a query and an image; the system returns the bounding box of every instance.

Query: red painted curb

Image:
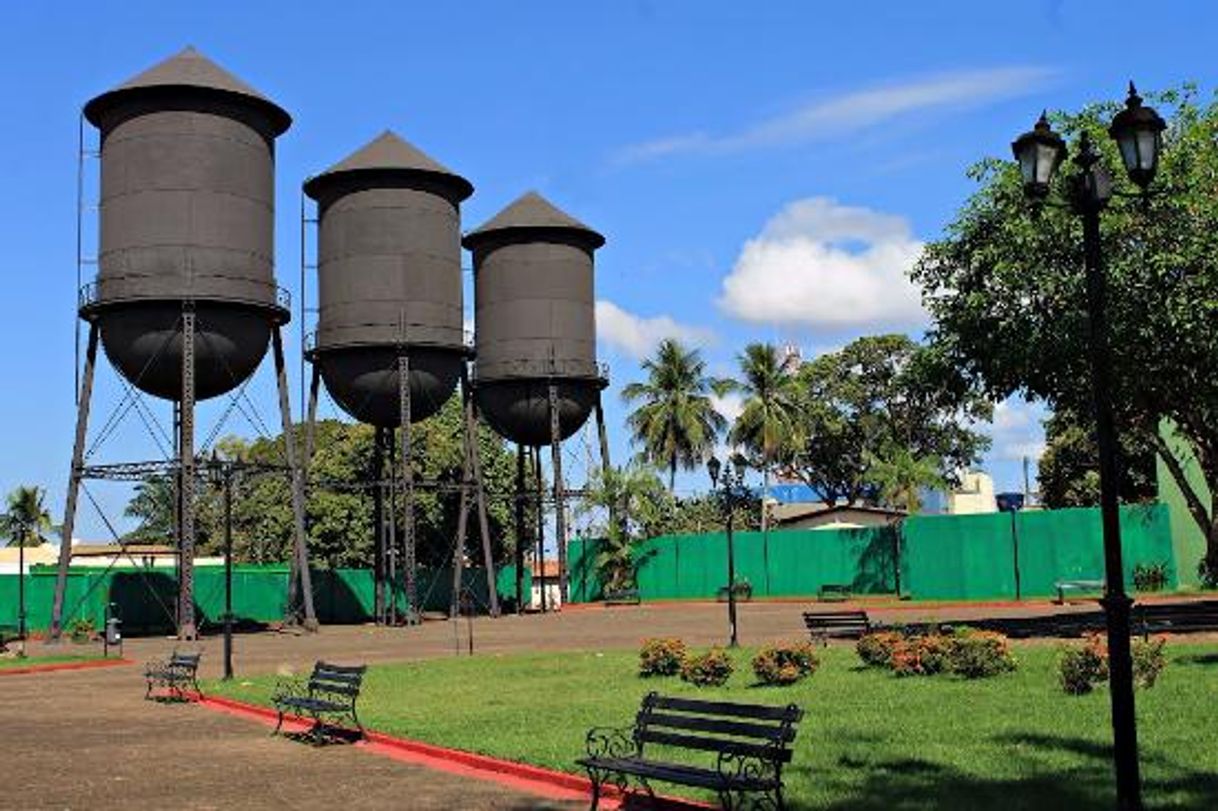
[0,657,133,676]
[197,693,712,809]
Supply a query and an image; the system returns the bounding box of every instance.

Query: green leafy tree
[0,486,56,547]
[782,335,991,506]
[622,338,730,491]
[578,463,670,591]
[726,343,802,522]
[865,447,947,515]
[911,85,1218,576]
[1037,408,1157,509]
[124,476,179,543]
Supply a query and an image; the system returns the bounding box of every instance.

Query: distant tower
[464,192,613,604]
[51,48,314,640]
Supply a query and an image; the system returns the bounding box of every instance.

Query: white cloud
[717,197,926,330]
[614,66,1057,164]
[711,392,744,424]
[595,299,717,360]
[989,398,1047,461]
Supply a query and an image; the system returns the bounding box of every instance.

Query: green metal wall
[1155,419,1209,586]
[571,504,1175,603]
[0,565,529,634]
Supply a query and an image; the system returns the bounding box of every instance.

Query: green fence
[570,504,1176,603]
[0,564,529,634]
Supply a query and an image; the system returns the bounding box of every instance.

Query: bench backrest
[169,652,201,669]
[803,611,869,627]
[308,661,366,700]
[635,693,802,765]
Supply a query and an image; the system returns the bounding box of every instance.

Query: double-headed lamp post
[707,454,746,648]
[1011,83,1166,811]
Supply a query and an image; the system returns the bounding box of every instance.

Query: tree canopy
[911,85,1218,577]
[0,485,56,547]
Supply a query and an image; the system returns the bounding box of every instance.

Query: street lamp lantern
[1109,83,1166,190]
[706,455,722,489]
[1011,111,1066,199]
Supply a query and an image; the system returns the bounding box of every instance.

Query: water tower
[302,132,498,622]
[463,192,613,604]
[50,48,314,640]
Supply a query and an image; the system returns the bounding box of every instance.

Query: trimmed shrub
[639,637,687,677]
[1059,634,1109,695]
[68,617,96,644]
[680,648,734,687]
[1133,636,1167,688]
[946,630,1016,679]
[856,631,904,668]
[752,641,820,685]
[890,634,952,677]
[1132,562,1169,592]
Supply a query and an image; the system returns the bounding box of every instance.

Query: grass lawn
[0,652,100,669]
[207,641,1218,809]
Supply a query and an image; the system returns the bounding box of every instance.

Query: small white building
[529,560,562,611]
[947,471,997,515]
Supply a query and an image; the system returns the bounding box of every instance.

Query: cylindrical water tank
[81,47,291,401]
[304,132,474,427]
[463,192,605,447]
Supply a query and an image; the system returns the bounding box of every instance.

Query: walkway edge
[198,693,712,810]
[0,657,133,677]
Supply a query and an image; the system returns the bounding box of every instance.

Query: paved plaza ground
[2,597,1212,810]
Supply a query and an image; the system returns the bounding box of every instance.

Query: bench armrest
[716,745,783,785]
[584,725,639,759]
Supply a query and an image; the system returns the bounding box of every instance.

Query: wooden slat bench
[803,609,871,644]
[817,584,851,602]
[603,588,641,606]
[272,661,366,744]
[1055,579,1106,604]
[577,692,803,810]
[144,650,202,701]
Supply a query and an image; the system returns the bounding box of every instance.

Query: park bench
[0,624,17,653]
[577,692,803,810]
[817,583,851,602]
[803,609,871,644]
[603,587,641,606]
[1136,600,1218,638]
[1055,579,1106,604]
[272,661,366,744]
[144,650,202,701]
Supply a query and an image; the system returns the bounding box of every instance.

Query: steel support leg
[303,362,321,472]
[450,426,472,619]
[274,328,317,631]
[373,428,386,625]
[548,383,568,606]
[398,353,418,625]
[467,385,500,618]
[514,444,525,614]
[534,447,546,613]
[179,309,197,640]
[50,324,98,640]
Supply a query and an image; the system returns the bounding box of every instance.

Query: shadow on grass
[1175,652,1218,667]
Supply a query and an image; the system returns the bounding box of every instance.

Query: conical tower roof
[463,191,604,249]
[303,130,473,203]
[84,46,291,135]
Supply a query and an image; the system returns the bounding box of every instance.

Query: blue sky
[1,1,1215,540]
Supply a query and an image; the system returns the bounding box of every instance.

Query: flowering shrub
[856,631,905,668]
[752,641,820,685]
[946,630,1016,679]
[890,634,952,677]
[680,648,734,687]
[639,638,687,677]
[1133,636,1167,688]
[1059,634,1109,695]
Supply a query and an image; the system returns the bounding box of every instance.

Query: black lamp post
[207,453,236,681]
[17,524,27,658]
[1011,83,1165,811]
[707,454,745,648]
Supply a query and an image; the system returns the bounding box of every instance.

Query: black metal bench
[1055,578,1105,604]
[272,661,366,744]
[144,650,202,701]
[803,609,871,644]
[0,624,17,652]
[603,588,641,606]
[817,584,851,602]
[1137,600,1218,638]
[577,692,802,810]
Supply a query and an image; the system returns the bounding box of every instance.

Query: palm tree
[865,447,946,515]
[622,339,730,491]
[0,485,56,547]
[726,343,801,529]
[579,464,670,592]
